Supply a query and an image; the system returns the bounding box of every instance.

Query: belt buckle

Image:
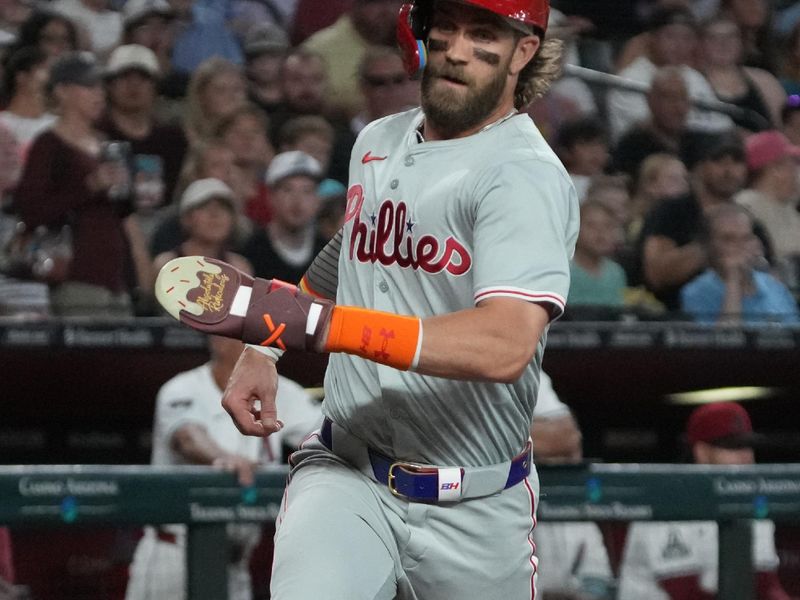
[387,461,437,500]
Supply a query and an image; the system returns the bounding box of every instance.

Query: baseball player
[531,374,615,600]
[618,403,793,600]
[154,1,578,598]
[125,336,321,600]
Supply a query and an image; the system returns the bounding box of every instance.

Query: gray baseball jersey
[323,107,579,467]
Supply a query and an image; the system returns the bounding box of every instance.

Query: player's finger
[222,393,265,436]
[258,397,283,435]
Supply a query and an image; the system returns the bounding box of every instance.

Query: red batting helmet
[397,0,550,76]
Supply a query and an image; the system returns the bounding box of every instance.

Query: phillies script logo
[344,184,471,275]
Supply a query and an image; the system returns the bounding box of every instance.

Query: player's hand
[212,454,258,487]
[222,346,283,437]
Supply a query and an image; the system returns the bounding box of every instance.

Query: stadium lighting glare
[666,386,778,405]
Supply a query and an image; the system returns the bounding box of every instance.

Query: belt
[319,417,531,503]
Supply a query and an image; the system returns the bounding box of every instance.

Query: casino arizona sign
[345,184,471,276]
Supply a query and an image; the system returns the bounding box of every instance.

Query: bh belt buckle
[387,461,438,501]
[388,462,464,502]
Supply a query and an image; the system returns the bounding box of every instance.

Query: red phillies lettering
[346,189,472,276]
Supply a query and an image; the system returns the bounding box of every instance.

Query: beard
[420,59,509,138]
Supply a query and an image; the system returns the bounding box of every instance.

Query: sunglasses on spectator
[363,73,408,87]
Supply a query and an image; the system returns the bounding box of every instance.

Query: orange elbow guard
[324,306,422,371]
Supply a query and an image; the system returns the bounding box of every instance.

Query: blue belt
[319,417,531,503]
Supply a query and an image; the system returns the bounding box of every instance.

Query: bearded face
[420,41,511,139]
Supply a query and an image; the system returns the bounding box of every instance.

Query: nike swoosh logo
[362,151,388,164]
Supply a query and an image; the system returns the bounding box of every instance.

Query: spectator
[531,373,615,600]
[783,96,800,145]
[607,6,733,140]
[779,23,800,96]
[302,0,402,119]
[152,177,250,285]
[0,0,31,48]
[555,117,610,202]
[124,334,321,600]
[49,0,122,56]
[619,402,793,600]
[586,174,633,242]
[720,0,776,72]
[184,56,247,145]
[315,177,347,241]
[637,131,752,310]
[270,48,356,184]
[241,150,328,283]
[4,10,78,62]
[278,115,335,177]
[681,203,798,324]
[735,131,800,270]
[170,0,244,74]
[568,199,628,309]
[628,153,689,246]
[611,66,696,179]
[242,21,290,116]
[13,51,143,317]
[698,15,785,132]
[215,104,274,228]
[350,46,419,135]
[97,44,188,220]
[0,47,57,156]
[121,0,181,97]
[150,139,240,256]
[290,0,351,46]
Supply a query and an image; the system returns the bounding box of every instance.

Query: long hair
[184,57,244,145]
[514,37,564,110]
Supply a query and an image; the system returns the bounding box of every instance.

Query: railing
[2,464,799,599]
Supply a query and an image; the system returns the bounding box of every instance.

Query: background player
[155,0,578,598]
[125,336,320,600]
[618,402,795,600]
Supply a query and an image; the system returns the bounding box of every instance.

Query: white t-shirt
[0,111,56,151]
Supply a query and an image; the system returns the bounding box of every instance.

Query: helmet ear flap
[397,2,431,78]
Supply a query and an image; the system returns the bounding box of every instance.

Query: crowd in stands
[0,0,800,597]
[0,0,797,324]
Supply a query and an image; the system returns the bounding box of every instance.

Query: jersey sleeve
[471,159,579,320]
[154,374,209,446]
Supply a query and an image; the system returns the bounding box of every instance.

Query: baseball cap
[243,22,290,58]
[105,44,160,79]
[123,0,175,28]
[317,178,347,200]
[745,130,800,172]
[265,151,323,187]
[48,51,103,89]
[180,178,237,214]
[686,402,761,449]
[681,131,745,171]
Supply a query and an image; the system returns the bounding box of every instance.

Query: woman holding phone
[13,51,147,316]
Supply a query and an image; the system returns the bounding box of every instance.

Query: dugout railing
[2,463,800,599]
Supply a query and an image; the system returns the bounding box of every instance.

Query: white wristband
[246,344,284,362]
